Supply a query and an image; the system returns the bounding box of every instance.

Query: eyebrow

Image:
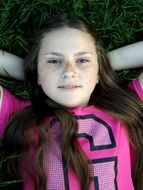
[45,52,93,56]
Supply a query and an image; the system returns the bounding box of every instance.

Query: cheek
[38,74,52,88]
[38,66,52,85]
[84,69,98,86]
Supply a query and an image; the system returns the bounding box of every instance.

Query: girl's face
[38,27,99,108]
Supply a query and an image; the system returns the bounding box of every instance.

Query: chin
[60,102,86,109]
[62,104,78,109]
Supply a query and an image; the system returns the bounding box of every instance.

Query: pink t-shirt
[0,79,143,190]
[0,87,29,137]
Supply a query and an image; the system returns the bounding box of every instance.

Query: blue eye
[76,58,89,64]
[47,59,62,64]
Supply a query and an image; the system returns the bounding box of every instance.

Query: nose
[63,63,76,78]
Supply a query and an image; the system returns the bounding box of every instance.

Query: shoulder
[128,77,143,100]
[138,72,143,90]
[0,86,30,137]
[0,86,29,112]
[0,85,3,113]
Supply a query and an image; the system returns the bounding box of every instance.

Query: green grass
[0,0,143,56]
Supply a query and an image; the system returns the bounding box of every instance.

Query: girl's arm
[108,41,143,70]
[0,50,24,103]
[108,41,143,90]
[0,50,24,80]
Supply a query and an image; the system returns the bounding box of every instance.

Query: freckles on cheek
[85,72,98,86]
[39,74,50,85]
[38,72,49,85]
[38,66,52,79]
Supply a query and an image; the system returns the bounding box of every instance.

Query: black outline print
[50,114,117,189]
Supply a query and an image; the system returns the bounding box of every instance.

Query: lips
[58,85,81,89]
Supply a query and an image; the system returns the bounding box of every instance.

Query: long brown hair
[1,15,143,190]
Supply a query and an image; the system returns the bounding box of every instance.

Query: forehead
[39,27,96,54]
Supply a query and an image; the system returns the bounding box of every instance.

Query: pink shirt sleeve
[128,78,143,100]
[0,87,30,137]
[128,78,143,173]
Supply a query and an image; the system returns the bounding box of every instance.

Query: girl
[0,16,143,190]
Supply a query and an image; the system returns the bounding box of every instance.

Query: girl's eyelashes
[47,59,63,64]
[76,58,90,64]
[46,58,90,64]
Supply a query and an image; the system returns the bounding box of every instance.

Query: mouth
[58,85,81,89]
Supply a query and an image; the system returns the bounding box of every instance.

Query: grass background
[0,0,143,98]
[1,0,143,56]
[0,0,143,186]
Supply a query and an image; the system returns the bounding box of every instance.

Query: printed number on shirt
[44,114,117,190]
